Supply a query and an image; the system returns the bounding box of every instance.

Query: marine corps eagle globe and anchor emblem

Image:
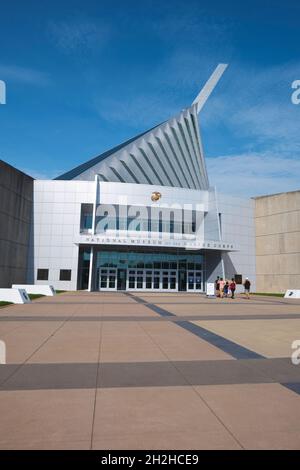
[151,191,162,202]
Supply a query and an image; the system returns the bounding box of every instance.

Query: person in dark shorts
[223,281,229,298]
[244,278,251,299]
[230,278,236,299]
[215,276,220,297]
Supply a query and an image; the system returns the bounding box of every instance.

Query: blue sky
[0,0,299,196]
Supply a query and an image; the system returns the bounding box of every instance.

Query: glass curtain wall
[95,250,203,292]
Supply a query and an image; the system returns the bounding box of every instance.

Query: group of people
[214,276,251,299]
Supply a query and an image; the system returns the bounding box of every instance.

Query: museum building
[0,65,257,292]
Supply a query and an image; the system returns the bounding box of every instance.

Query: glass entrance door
[127,269,177,291]
[117,268,127,290]
[94,251,204,292]
[178,270,187,291]
[99,268,117,290]
[99,267,203,292]
[187,270,203,292]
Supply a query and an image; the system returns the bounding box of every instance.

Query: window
[109,274,116,288]
[37,269,48,281]
[146,276,152,289]
[159,216,163,233]
[100,275,107,288]
[80,204,93,232]
[59,269,72,281]
[129,276,135,289]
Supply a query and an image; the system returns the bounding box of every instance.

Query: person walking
[215,276,220,297]
[230,278,236,299]
[219,278,225,298]
[244,277,251,299]
[224,281,229,298]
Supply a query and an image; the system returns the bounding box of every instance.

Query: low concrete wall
[12,284,56,296]
[0,288,31,304]
[0,161,33,287]
[254,190,300,293]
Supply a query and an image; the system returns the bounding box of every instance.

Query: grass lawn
[254,292,284,298]
[0,290,67,308]
[28,294,45,300]
[0,301,13,307]
[29,291,67,298]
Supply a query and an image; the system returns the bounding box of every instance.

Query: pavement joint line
[163,302,300,307]
[0,306,81,390]
[189,384,245,450]
[126,293,300,397]
[137,316,245,450]
[0,318,38,339]
[2,313,300,322]
[129,293,265,360]
[25,301,288,305]
[121,292,290,306]
[89,300,103,451]
[246,297,294,305]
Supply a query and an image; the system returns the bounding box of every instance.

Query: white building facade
[27,65,256,293]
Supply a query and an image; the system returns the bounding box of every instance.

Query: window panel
[59,269,71,281]
[37,269,48,281]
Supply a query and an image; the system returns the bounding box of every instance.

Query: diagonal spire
[192,63,228,114]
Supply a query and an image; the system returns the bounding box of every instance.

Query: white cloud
[201,61,300,150]
[201,62,300,200]
[207,152,300,198]
[0,65,50,86]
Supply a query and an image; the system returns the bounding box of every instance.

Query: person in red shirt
[230,278,236,299]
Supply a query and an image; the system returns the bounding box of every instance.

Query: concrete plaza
[0,292,300,450]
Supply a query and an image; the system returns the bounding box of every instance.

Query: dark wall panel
[0,160,33,287]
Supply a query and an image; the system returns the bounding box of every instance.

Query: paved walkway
[0,292,300,449]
